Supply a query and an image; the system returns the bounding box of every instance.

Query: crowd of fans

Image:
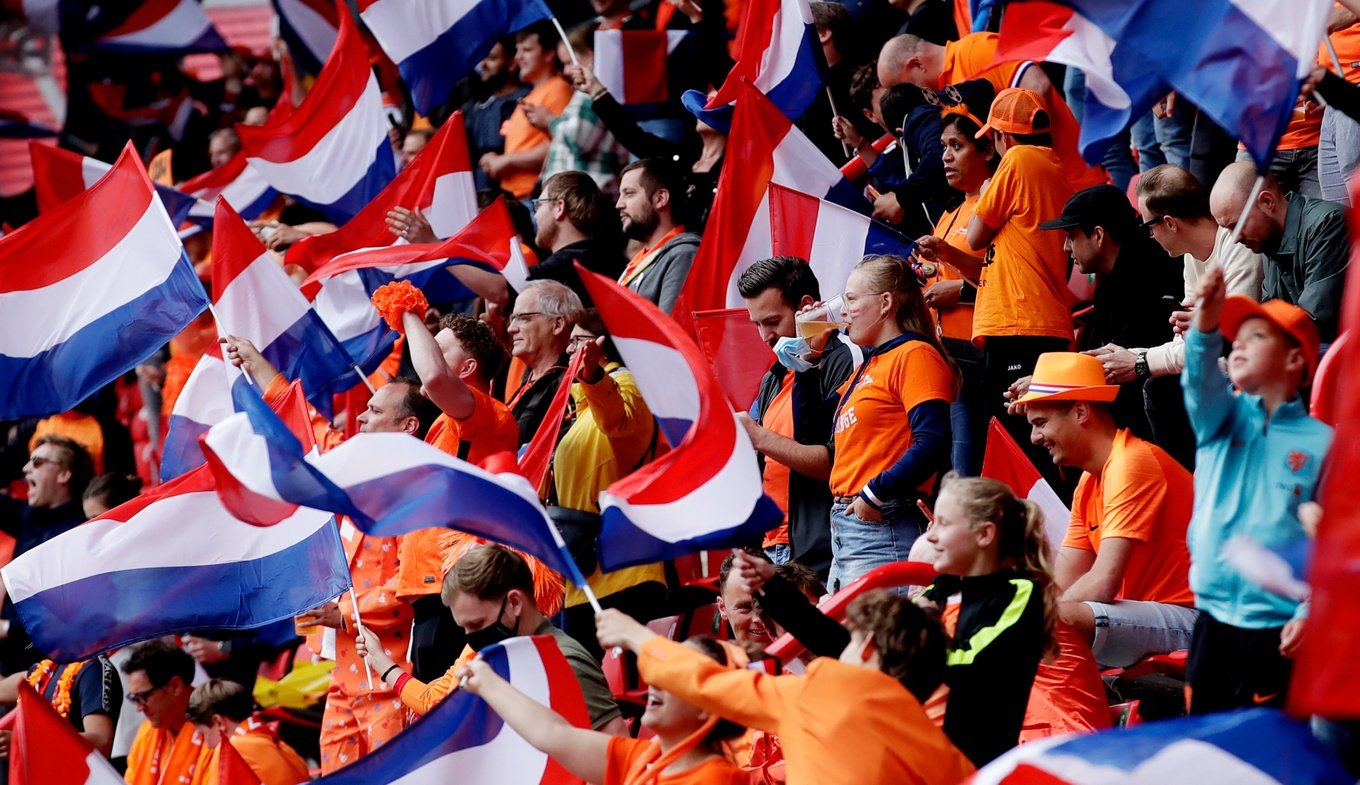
[3,0,1360,782]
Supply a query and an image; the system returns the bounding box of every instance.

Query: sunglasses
[27,456,63,469]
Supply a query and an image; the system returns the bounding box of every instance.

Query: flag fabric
[981,418,1070,549]
[682,0,821,132]
[1057,0,1331,170]
[994,1,1167,166]
[593,30,691,105]
[161,346,235,480]
[518,350,588,492]
[8,682,125,785]
[357,0,553,116]
[0,110,57,139]
[768,182,915,297]
[8,0,58,35]
[179,152,280,226]
[690,308,775,410]
[91,0,229,54]
[970,708,1349,785]
[302,195,514,372]
[236,10,397,225]
[217,735,265,785]
[272,0,340,78]
[579,267,783,572]
[29,141,200,224]
[200,381,573,575]
[1289,176,1360,717]
[674,83,867,320]
[312,635,587,785]
[0,463,351,662]
[0,145,208,420]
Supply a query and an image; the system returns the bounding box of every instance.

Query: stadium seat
[1109,699,1142,728]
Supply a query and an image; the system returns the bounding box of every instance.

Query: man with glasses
[1038,185,1183,458]
[0,435,93,675]
[527,171,626,304]
[507,280,583,445]
[122,640,211,785]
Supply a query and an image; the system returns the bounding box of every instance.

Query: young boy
[1184,264,1332,713]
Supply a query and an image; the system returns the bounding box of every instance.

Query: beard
[622,204,660,242]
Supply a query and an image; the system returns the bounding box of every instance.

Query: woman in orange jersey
[457,637,747,785]
[824,254,957,592]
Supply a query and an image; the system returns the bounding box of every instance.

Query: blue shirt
[1183,327,1332,628]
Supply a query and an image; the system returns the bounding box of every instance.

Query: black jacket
[528,239,626,305]
[753,338,855,579]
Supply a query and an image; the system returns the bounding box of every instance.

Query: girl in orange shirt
[457,637,747,785]
[825,254,957,591]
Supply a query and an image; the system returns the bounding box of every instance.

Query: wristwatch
[1134,351,1150,380]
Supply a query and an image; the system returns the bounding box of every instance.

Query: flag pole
[349,587,375,690]
[550,17,580,67]
[352,364,377,394]
[207,304,256,387]
[825,87,852,159]
[1227,174,1266,248]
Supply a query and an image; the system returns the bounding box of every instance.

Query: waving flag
[0,463,350,661]
[1059,0,1330,170]
[202,380,572,575]
[357,0,553,116]
[674,83,866,320]
[8,0,58,35]
[91,0,228,54]
[972,709,1348,785]
[0,145,208,420]
[768,183,914,296]
[29,141,200,224]
[9,682,125,785]
[313,636,586,785]
[287,111,478,274]
[594,30,691,105]
[162,346,235,481]
[302,192,510,372]
[179,153,279,226]
[981,418,1070,549]
[681,0,821,131]
[579,267,781,572]
[236,9,397,224]
[0,109,57,139]
[272,0,340,77]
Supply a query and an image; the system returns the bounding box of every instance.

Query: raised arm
[401,310,475,420]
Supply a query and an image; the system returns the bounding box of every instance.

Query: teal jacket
[1182,327,1332,628]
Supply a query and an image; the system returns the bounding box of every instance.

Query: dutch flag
[179,152,280,227]
[90,0,228,54]
[28,141,201,225]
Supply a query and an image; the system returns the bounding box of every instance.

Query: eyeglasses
[1140,215,1167,235]
[568,334,599,346]
[127,683,166,708]
[530,197,560,209]
[508,311,548,326]
[27,456,62,469]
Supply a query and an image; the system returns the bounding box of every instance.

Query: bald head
[1209,162,1285,254]
[877,34,938,89]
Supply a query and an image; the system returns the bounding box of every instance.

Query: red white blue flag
[593,30,690,105]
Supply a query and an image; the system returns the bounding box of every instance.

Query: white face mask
[774,335,817,373]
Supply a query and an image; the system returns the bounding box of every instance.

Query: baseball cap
[1038,185,1138,231]
[1220,296,1321,381]
[975,87,1049,139]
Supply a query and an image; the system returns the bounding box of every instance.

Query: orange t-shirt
[500,76,574,198]
[971,144,1075,345]
[830,339,954,497]
[759,375,794,548]
[1063,429,1195,606]
[604,736,750,785]
[940,33,1019,95]
[201,719,309,785]
[1329,17,1360,83]
[125,721,212,785]
[929,195,979,342]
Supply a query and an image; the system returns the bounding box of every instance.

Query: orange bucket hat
[1014,352,1120,405]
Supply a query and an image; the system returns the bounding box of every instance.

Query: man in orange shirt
[397,310,520,681]
[877,31,1105,190]
[123,641,213,785]
[186,679,308,785]
[1016,353,1198,668]
[481,21,575,198]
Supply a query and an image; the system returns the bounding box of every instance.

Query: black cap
[1038,184,1138,231]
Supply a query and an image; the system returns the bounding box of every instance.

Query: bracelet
[381,664,401,682]
[589,88,608,101]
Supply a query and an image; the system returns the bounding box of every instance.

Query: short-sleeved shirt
[425,386,520,465]
[604,736,749,785]
[500,76,575,198]
[971,145,1075,345]
[940,33,1019,93]
[830,339,955,497]
[759,374,794,548]
[1064,430,1195,606]
[929,194,979,342]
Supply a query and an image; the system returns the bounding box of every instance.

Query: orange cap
[1014,352,1120,405]
[1220,296,1321,381]
[976,87,1049,139]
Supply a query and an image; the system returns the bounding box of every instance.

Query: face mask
[774,336,816,373]
[465,596,519,652]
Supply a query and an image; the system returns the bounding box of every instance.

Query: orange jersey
[759,374,794,548]
[636,637,974,785]
[940,33,1018,94]
[425,387,520,465]
[1064,430,1195,606]
[499,77,574,197]
[830,339,954,497]
[929,195,980,342]
[971,145,1075,345]
[604,736,749,785]
[125,722,213,785]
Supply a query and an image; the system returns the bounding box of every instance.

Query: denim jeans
[764,543,792,565]
[827,501,925,592]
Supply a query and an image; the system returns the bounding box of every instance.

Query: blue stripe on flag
[161,414,212,481]
[258,309,358,409]
[295,139,398,225]
[599,494,784,572]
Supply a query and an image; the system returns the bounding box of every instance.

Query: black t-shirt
[510,364,569,447]
[527,239,626,305]
[32,656,122,732]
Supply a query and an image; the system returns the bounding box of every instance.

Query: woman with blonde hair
[824,253,956,591]
[919,473,1054,766]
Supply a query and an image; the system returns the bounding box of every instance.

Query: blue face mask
[774,336,816,373]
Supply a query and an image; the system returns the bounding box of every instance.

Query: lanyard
[832,333,925,424]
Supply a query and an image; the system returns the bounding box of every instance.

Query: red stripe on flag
[706,0,780,109]
[103,0,181,37]
[768,183,820,262]
[211,197,273,296]
[180,152,248,195]
[518,349,587,491]
[992,0,1077,67]
[28,142,89,213]
[691,308,774,410]
[619,30,670,104]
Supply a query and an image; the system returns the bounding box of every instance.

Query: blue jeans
[764,543,791,565]
[827,501,924,592]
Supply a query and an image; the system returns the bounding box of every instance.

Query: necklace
[26,659,88,718]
